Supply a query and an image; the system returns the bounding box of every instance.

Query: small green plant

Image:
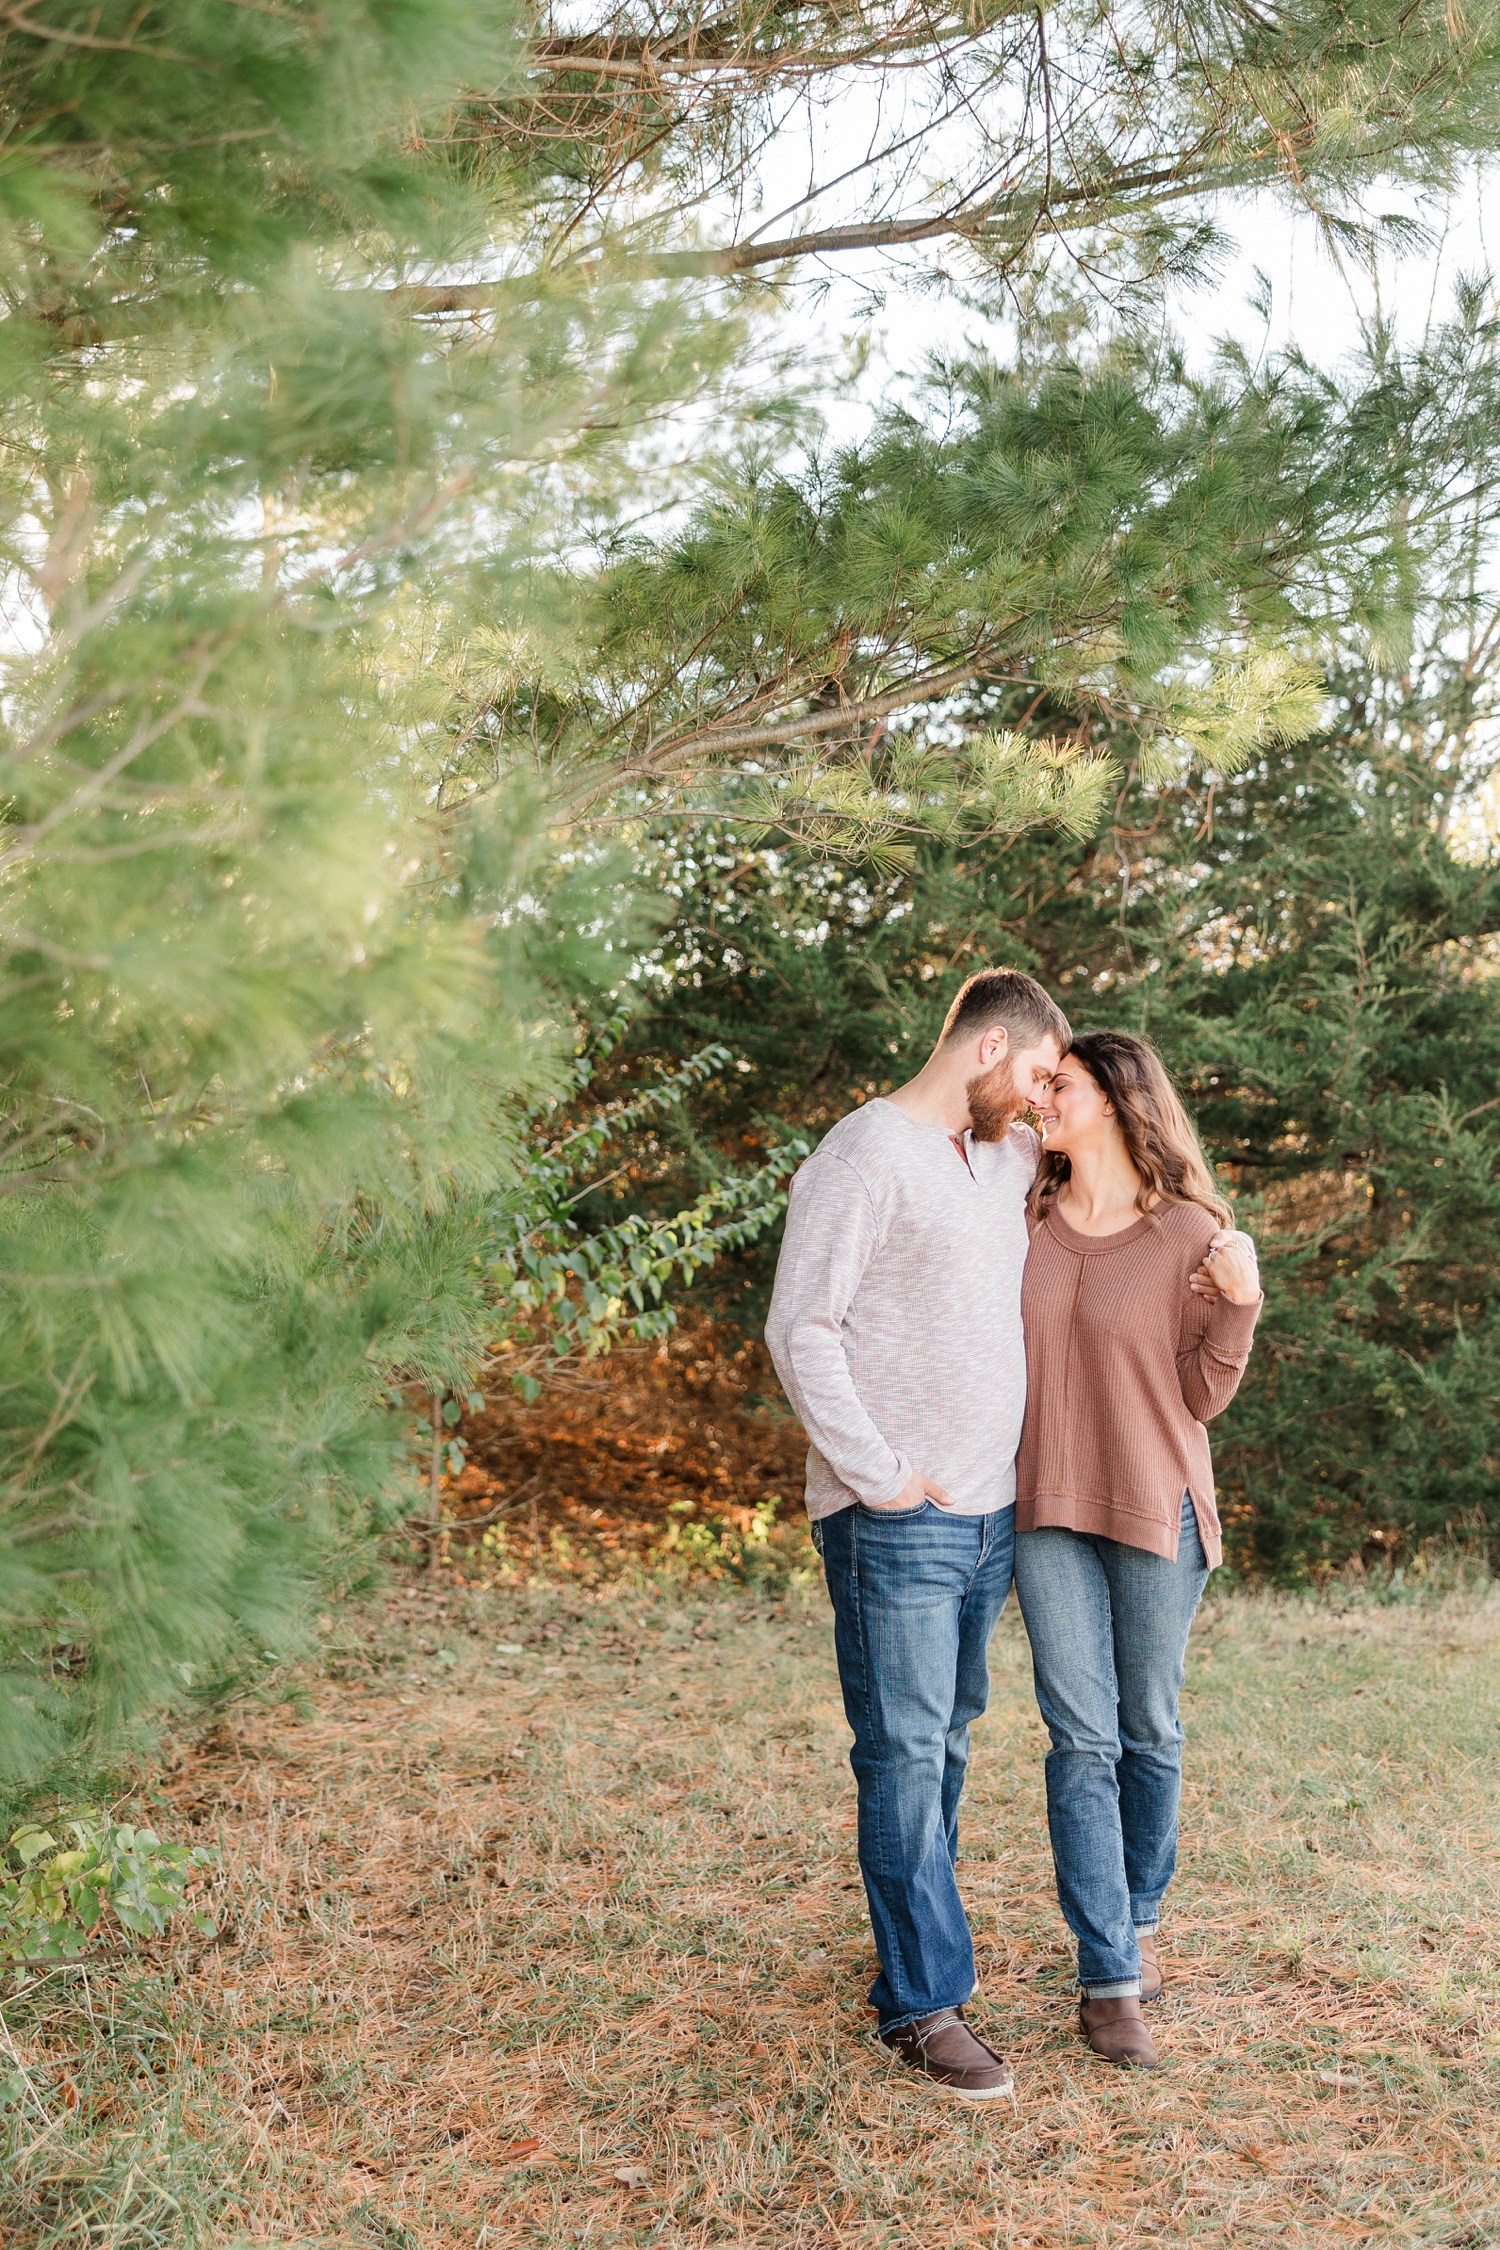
[0,1812,216,1968]
[657,1494,816,1588]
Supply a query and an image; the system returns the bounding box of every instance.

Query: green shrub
[0,1813,215,1971]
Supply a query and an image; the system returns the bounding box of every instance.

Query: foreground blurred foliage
[0,1,744,1802]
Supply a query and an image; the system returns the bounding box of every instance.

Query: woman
[1013,1031,1261,2070]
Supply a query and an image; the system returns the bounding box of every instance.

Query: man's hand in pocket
[868,1470,955,1511]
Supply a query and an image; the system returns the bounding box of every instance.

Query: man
[765,968,1069,2101]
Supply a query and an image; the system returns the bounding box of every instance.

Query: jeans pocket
[857,1499,930,1520]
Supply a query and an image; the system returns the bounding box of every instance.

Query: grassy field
[4,1563,1500,2248]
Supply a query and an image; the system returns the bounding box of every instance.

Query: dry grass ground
[4,1564,1499,2249]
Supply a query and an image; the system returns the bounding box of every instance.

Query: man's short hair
[939,968,1071,1054]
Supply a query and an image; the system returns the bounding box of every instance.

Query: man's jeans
[813,1500,1014,2033]
[1014,1493,1211,1998]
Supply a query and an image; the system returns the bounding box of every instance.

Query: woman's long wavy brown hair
[1029,1031,1232,1226]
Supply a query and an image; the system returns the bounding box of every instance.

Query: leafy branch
[480,1034,806,1408]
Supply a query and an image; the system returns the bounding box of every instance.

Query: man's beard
[965,1054,1020,1142]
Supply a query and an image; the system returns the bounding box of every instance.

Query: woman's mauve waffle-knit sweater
[1015,1199,1261,1566]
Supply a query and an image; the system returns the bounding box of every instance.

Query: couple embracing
[765,969,1262,2094]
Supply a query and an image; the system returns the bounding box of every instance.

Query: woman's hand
[1188,1228,1261,1306]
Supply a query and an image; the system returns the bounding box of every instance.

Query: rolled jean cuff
[1133,1919,1160,1935]
[1081,1977,1142,2000]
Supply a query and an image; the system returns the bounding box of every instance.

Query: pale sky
[731,108,1498,434]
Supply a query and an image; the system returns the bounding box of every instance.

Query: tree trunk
[428,1389,445,1566]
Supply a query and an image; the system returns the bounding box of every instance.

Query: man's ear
[975,1023,1010,1069]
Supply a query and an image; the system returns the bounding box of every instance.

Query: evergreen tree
[0,4,731,1797]
[437,344,1371,836]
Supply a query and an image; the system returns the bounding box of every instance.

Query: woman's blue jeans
[812,1500,1014,2033]
[1014,1494,1211,1998]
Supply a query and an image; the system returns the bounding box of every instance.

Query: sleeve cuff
[1206,1293,1262,1350]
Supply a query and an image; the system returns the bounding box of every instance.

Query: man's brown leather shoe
[1079,1996,1158,2068]
[877,2008,1014,2100]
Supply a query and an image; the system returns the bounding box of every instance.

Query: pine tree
[435,343,1362,842]
[0,4,732,1798]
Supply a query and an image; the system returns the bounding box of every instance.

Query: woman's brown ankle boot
[1079,1996,1158,2068]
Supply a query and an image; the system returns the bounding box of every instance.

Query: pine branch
[390,154,1227,307]
[560,653,999,813]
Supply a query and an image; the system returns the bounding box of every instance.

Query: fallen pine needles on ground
[430,1318,812,1583]
[3,1569,1499,2247]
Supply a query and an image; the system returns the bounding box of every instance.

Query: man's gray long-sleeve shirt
[764,1098,1037,1522]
